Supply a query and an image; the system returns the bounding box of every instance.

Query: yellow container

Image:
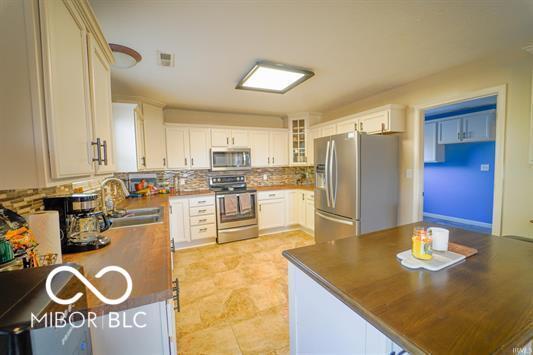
[412,233,433,260]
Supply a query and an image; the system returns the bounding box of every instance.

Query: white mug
[428,227,449,251]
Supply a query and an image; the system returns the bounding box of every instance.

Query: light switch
[480,164,490,172]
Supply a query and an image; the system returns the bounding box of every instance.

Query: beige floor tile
[174,231,314,354]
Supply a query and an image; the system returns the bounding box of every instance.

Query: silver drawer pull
[198,219,207,222]
[199,228,208,232]
[198,209,206,213]
[269,194,276,197]
[197,200,206,203]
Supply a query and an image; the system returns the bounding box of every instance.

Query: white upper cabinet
[307,127,321,166]
[424,121,445,163]
[358,111,389,133]
[438,117,462,144]
[143,104,166,170]
[166,127,190,169]
[321,125,337,137]
[462,110,496,142]
[189,128,211,169]
[211,128,249,147]
[40,0,93,178]
[88,33,115,174]
[436,109,495,144]
[250,131,270,167]
[270,131,289,167]
[336,119,358,134]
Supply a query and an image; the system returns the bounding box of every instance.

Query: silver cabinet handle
[171,238,175,253]
[101,140,108,166]
[191,157,194,166]
[184,158,187,166]
[198,218,207,222]
[359,122,363,131]
[232,137,235,145]
[269,193,276,197]
[302,193,304,201]
[381,123,385,133]
[268,157,270,164]
[354,122,358,131]
[92,138,102,164]
[198,200,206,203]
[141,156,146,167]
[198,209,206,213]
[316,211,353,225]
[272,157,275,164]
[458,132,461,140]
[199,227,207,232]
[226,137,229,145]
[163,157,166,166]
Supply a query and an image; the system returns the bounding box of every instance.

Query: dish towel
[224,195,238,216]
[239,193,252,214]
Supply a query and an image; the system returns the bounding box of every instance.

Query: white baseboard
[423,212,492,229]
[259,225,314,237]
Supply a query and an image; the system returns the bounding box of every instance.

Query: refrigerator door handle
[325,140,331,207]
[316,211,354,226]
[331,139,337,208]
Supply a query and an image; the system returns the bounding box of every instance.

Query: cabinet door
[307,127,321,166]
[189,128,210,169]
[462,111,496,142]
[88,34,115,174]
[258,199,286,230]
[134,109,146,170]
[321,125,337,137]
[269,131,288,166]
[298,192,306,226]
[169,199,190,243]
[305,198,315,231]
[286,191,299,225]
[166,127,190,169]
[358,111,389,134]
[336,119,358,134]
[211,129,231,147]
[40,0,93,178]
[250,131,270,167]
[231,130,249,147]
[438,117,462,144]
[424,122,445,163]
[143,105,166,170]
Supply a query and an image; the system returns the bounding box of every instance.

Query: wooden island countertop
[283,223,533,354]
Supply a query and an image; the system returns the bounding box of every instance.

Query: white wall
[164,108,286,128]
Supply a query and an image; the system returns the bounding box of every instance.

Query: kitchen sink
[109,207,163,228]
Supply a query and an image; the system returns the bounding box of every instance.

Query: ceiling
[90,0,533,116]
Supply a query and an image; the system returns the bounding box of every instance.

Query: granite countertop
[63,194,174,314]
[283,222,533,354]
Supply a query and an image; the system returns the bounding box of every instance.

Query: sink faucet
[100,177,130,213]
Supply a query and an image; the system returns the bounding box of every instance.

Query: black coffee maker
[43,194,111,253]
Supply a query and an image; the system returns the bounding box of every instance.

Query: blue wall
[424,104,496,224]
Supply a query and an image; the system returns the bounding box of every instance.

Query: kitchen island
[283,223,532,354]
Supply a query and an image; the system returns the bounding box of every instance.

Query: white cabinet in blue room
[424,121,445,163]
[436,109,495,144]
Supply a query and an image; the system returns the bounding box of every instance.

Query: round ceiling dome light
[109,44,142,69]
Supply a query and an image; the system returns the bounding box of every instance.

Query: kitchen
[1,0,533,354]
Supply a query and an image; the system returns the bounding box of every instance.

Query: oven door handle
[219,225,257,233]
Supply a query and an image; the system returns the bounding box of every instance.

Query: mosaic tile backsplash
[115,166,315,192]
[0,185,73,216]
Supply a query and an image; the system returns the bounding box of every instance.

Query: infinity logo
[46,265,133,305]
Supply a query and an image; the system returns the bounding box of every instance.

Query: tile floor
[173,230,314,354]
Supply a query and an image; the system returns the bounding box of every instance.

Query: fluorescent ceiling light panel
[236,61,314,94]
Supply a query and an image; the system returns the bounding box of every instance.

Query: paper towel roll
[28,211,62,264]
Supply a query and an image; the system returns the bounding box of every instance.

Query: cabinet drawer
[189,196,215,207]
[190,214,215,226]
[190,224,216,240]
[189,205,215,216]
[258,190,286,201]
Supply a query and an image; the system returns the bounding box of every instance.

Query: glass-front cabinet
[288,113,321,166]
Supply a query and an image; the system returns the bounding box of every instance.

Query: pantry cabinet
[424,121,445,163]
[0,0,115,189]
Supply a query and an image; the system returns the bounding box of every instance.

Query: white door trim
[413,85,507,236]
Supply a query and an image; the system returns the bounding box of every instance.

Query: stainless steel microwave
[210,148,251,171]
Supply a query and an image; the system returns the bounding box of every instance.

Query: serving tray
[396,249,466,271]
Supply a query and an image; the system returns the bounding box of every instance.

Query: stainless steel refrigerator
[314,132,399,243]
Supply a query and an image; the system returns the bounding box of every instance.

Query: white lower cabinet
[289,263,403,355]
[304,196,315,231]
[91,300,177,355]
[169,195,216,249]
[287,191,300,225]
[258,198,287,230]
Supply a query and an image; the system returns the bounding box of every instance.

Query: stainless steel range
[209,175,258,243]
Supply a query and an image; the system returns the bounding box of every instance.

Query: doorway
[413,85,507,236]
[422,96,497,234]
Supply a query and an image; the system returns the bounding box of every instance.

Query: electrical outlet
[179,179,186,185]
[263,174,268,181]
[480,164,490,172]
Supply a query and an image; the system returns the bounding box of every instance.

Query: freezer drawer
[315,210,358,243]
